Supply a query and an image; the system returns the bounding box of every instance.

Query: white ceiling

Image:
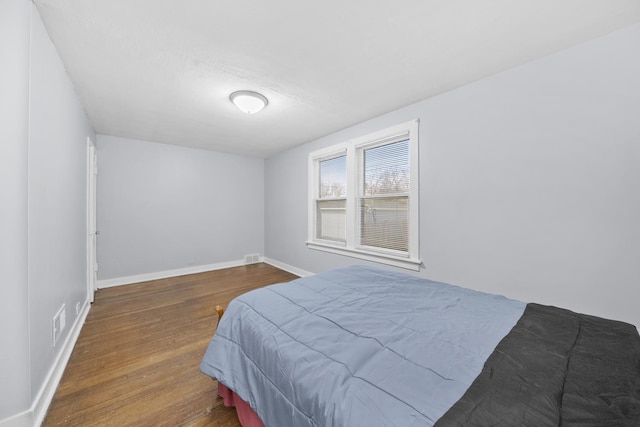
[35,0,640,158]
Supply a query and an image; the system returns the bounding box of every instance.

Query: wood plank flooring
[43,263,298,427]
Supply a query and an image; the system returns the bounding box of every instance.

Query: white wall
[0,0,32,420]
[265,23,640,328]
[0,0,95,422]
[96,135,265,281]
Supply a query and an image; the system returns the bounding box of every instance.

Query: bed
[200,265,640,426]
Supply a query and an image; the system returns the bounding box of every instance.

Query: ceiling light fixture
[229,90,268,114]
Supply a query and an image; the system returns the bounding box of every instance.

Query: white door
[88,138,98,303]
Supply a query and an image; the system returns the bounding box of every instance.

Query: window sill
[306,241,422,271]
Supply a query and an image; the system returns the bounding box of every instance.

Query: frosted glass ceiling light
[230,90,268,114]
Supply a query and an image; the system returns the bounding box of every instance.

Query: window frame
[313,148,348,245]
[307,119,421,271]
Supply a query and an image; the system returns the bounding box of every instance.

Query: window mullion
[307,154,318,244]
[345,144,357,249]
[408,119,419,260]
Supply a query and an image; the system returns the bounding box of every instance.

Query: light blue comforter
[200,265,525,426]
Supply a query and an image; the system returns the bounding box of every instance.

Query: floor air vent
[244,254,260,264]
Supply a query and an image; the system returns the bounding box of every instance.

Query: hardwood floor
[43,263,298,427]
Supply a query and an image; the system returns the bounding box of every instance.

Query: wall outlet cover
[52,304,66,347]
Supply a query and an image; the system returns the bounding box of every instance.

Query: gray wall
[0,0,95,420]
[96,135,265,280]
[0,0,31,419]
[28,4,96,400]
[265,23,640,328]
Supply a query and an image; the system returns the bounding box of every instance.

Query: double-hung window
[308,120,420,270]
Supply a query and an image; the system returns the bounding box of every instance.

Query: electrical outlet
[52,318,57,347]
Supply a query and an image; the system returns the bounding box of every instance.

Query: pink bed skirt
[218,382,265,427]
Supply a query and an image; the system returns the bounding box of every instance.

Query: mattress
[200,265,640,426]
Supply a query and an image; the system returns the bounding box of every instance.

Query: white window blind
[359,138,409,252]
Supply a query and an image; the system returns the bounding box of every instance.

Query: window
[308,120,420,270]
[316,154,347,242]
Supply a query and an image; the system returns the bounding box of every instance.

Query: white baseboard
[32,299,91,426]
[97,258,313,289]
[263,258,314,277]
[97,259,249,289]
[0,299,92,427]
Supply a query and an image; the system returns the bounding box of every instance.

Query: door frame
[87,137,97,303]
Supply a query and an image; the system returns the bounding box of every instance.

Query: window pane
[317,199,346,242]
[360,196,408,251]
[319,155,346,198]
[363,140,409,195]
